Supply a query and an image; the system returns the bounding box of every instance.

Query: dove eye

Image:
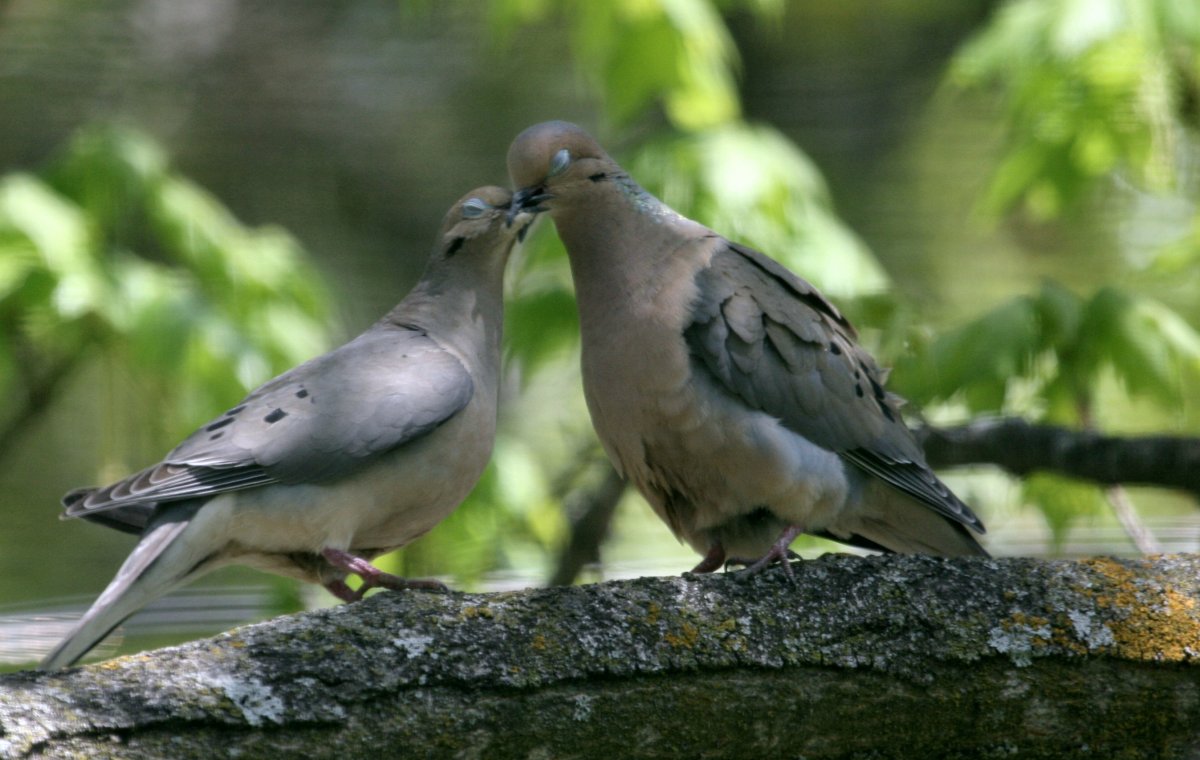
[547,148,571,178]
[461,198,490,218]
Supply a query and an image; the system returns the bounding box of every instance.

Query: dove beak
[508,186,553,226]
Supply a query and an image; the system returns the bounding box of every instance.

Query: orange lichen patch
[1077,557,1200,662]
[664,622,700,649]
[714,618,737,633]
[644,602,661,626]
[990,611,1055,664]
[531,634,548,652]
[1007,611,1050,629]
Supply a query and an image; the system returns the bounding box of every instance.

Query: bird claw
[321,547,449,601]
[324,579,363,602]
[688,543,727,574]
[727,547,797,584]
[724,526,804,584]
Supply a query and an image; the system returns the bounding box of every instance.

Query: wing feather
[685,242,983,534]
[65,326,473,517]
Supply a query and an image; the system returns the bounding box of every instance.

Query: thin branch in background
[547,464,626,587]
[550,418,1199,586]
[1076,402,1161,555]
[917,418,1200,498]
[1104,484,1164,555]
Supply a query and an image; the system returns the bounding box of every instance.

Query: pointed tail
[835,477,990,558]
[40,513,210,670]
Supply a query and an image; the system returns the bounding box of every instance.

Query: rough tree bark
[2,554,1199,759]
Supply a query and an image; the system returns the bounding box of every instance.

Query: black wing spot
[445,236,466,257]
[225,405,246,417]
[588,172,607,182]
[393,322,427,336]
[264,408,288,424]
[206,417,235,432]
[295,389,309,399]
[209,431,225,441]
[855,384,864,398]
[829,343,842,355]
[869,377,887,401]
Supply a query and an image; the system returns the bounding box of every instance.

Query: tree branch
[3,554,1199,758]
[918,418,1200,497]
[547,464,626,587]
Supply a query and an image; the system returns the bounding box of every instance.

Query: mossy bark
[2,554,1199,758]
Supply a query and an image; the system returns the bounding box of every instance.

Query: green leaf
[895,294,1041,411]
[47,124,168,235]
[949,0,1187,217]
[1075,286,1200,405]
[0,238,38,303]
[1022,472,1104,549]
[0,175,91,278]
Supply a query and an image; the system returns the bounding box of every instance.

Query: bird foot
[726,526,805,583]
[688,543,727,574]
[323,578,363,602]
[321,548,449,601]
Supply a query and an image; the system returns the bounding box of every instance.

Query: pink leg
[321,548,449,599]
[324,578,362,602]
[729,525,805,582]
[689,543,727,574]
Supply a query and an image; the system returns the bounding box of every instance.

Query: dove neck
[555,185,699,310]
[383,252,509,371]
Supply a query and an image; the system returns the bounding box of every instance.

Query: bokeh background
[2,0,1199,667]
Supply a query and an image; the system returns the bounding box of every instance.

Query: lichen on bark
[2,554,1199,758]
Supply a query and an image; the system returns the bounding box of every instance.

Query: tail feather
[40,513,208,670]
[834,479,989,558]
[63,486,157,535]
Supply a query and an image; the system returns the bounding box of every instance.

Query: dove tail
[39,508,212,670]
[837,480,990,558]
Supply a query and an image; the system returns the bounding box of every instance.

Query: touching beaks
[507,186,553,226]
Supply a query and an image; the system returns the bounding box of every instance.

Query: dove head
[396,186,529,347]
[432,186,534,268]
[507,121,612,220]
[409,186,529,307]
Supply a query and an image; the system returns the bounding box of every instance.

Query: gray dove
[507,121,986,576]
[40,186,530,670]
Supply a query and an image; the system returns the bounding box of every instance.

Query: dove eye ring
[461,198,490,218]
[547,148,571,178]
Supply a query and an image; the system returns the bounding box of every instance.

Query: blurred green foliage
[908,0,1200,545]
[6,0,1200,599]
[895,281,1200,422]
[950,0,1200,218]
[489,0,776,130]
[0,125,332,453]
[422,0,1200,572]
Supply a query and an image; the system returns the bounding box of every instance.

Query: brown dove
[507,121,986,576]
[40,187,531,670]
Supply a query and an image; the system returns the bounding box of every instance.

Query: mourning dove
[40,186,531,670]
[507,121,986,576]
